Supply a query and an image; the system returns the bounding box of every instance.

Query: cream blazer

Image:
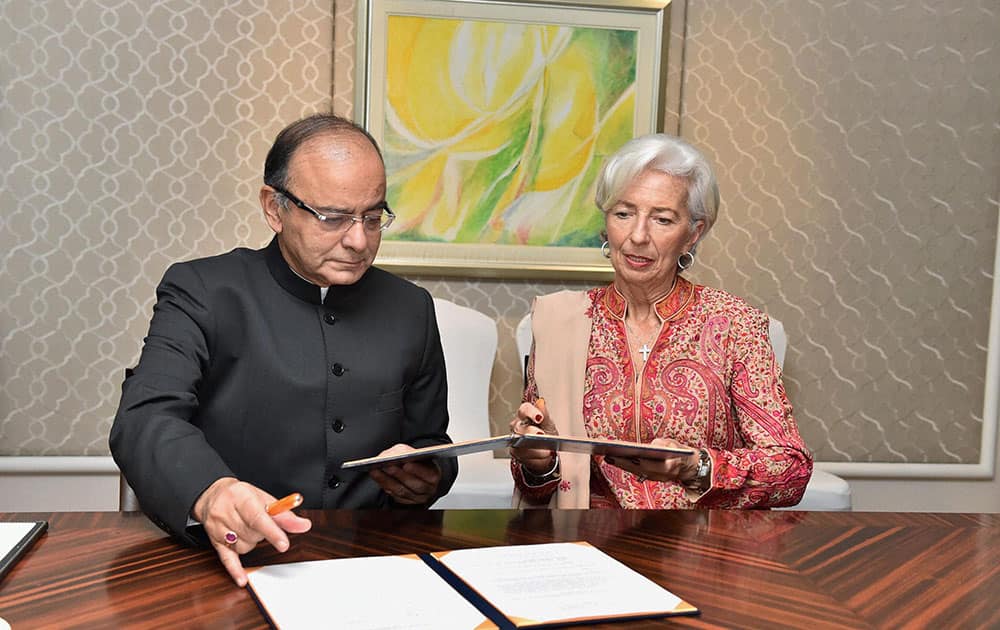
[513,290,593,508]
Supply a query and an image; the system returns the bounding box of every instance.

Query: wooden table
[1,510,998,628]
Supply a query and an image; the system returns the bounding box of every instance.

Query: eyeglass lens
[319,213,389,231]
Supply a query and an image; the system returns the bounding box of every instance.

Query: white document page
[246,554,492,630]
[0,523,36,558]
[435,541,692,625]
[0,521,46,583]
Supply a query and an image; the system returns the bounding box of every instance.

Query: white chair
[766,318,852,510]
[431,299,514,508]
[119,474,140,511]
[515,312,851,511]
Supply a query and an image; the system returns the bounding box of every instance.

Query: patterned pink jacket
[512,278,813,509]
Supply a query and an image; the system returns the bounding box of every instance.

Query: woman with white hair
[509,133,813,509]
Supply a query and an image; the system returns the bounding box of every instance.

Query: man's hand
[192,477,312,587]
[367,444,442,505]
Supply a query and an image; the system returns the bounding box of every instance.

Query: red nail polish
[535,414,543,421]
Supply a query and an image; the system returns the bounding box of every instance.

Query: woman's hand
[605,438,701,484]
[192,477,312,587]
[509,399,558,475]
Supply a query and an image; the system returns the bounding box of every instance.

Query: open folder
[341,433,694,471]
[247,541,698,629]
[0,521,48,583]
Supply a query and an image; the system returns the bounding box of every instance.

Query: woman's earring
[601,241,611,259]
[677,250,695,270]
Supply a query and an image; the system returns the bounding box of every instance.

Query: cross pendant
[639,343,652,362]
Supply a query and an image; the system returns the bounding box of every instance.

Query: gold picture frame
[356,0,671,279]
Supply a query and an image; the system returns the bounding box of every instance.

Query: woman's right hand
[509,399,559,475]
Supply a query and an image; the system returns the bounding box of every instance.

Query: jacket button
[331,363,345,376]
[323,312,336,325]
[332,419,345,433]
[328,475,341,489]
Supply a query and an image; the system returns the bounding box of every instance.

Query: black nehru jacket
[110,237,456,544]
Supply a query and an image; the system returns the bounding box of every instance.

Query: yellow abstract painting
[383,16,637,248]
[358,0,670,277]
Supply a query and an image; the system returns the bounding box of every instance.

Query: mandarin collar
[264,236,370,306]
[603,276,696,322]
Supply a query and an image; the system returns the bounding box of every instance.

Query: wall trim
[820,215,1000,481]
[0,456,120,474]
[821,462,994,479]
[1,454,993,481]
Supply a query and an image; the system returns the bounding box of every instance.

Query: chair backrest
[119,474,140,511]
[434,299,498,443]
[515,312,533,383]
[767,316,787,368]
[515,312,787,373]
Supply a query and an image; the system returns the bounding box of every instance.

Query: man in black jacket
[111,114,456,586]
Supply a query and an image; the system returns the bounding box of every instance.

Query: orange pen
[266,492,303,516]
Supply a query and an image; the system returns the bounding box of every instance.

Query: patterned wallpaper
[2,1,998,469]
[1,1,331,454]
[676,1,999,464]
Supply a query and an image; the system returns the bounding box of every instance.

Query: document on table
[434,542,698,626]
[0,521,48,583]
[341,433,693,471]
[246,541,697,629]
[247,554,488,630]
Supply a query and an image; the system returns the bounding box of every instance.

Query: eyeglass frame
[270,185,396,233]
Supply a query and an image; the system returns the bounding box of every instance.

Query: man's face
[261,134,387,286]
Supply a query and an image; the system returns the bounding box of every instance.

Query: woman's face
[604,169,704,296]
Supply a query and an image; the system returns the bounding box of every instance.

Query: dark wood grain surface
[1,510,998,629]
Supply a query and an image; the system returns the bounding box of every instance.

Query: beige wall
[2,1,999,510]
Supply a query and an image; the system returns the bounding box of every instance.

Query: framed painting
[356,0,672,278]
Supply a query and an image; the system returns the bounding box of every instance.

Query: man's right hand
[192,477,312,587]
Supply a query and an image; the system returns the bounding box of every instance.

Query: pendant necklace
[623,278,675,362]
[625,320,658,362]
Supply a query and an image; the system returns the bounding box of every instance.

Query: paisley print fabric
[514,278,813,509]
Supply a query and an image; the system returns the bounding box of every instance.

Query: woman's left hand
[606,438,700,484]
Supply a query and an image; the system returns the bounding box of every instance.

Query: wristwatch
[687,449,712,492]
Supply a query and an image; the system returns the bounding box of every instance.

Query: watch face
[697,450,711,478]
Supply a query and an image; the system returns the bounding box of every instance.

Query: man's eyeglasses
[272,186,395,233]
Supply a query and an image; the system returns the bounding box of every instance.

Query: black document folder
[341,434,693,471]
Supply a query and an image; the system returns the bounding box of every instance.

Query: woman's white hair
[594,133,719,250]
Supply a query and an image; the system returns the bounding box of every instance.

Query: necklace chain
[621,277,676,363]
[625,319,659,362]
